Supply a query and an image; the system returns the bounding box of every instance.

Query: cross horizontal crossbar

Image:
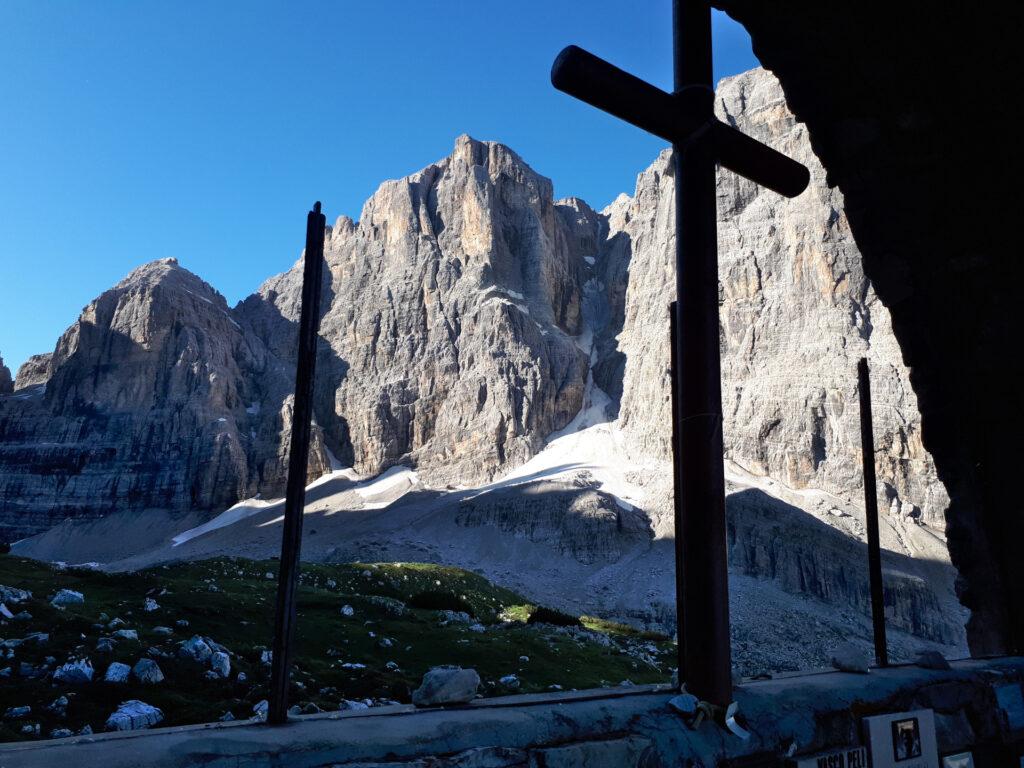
[551,45,810,198]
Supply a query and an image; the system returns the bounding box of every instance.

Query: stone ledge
[1,659,1021,768]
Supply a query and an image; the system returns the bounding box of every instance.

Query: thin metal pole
[268,201,327,724]
[858,357,889,667]
[669,301,685,688]
[672,0,732,706]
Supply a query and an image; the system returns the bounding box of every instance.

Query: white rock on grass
[210,651,230,678]
[499,674,521,690]
[0,603,13,619]
[152,626,173,636]
[830,641,870,673]
[103,662,131,684]
[178,635,212,663]
[104,700,163,731]
[132,658,164,684]
[251,700,269,720]
[338,699,370,711]
[3,706,30,719]
[143,598,159,612]
[50,728,73,738]
[340,604,355,617]
[50,589,84,607]
[0,585,31,604]
[411,666,481,707]
[53,659,93,684]
[112,629,138,642]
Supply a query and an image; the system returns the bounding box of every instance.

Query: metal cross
[551,0,809,707]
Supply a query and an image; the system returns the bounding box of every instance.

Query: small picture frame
[891,717,923,762]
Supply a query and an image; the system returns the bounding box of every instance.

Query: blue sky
[0,2,758,374]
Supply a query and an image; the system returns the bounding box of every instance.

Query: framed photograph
[891,717,923,762]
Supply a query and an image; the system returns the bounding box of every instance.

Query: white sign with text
[863,708,939,768]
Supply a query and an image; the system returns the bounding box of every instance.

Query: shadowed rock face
[0,355,11,395]
[14,354,52,392]
[713,1,1024,655]
[0,260,275,541]
[596,70,945,531]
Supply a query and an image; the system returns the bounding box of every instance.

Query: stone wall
[3,659,1022,767]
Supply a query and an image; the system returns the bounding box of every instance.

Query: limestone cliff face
[0,260,270,540]
[241,135,589,485]
[601,69,947,530]
[13,353,53,391]
[0,137,590,537]
[0,355,11,395]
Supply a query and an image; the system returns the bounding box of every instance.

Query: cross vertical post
[668,301,686,684]
[858,357,889,667]
[268,201,327,725]
[671,0,732,707]
[550,0,809,709]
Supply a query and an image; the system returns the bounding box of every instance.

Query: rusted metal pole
[858,357,889,667]
[268,201,327,724]
[669,301,686,687]
[672,0,732,707]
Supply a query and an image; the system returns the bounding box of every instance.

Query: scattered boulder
[21,723,40,736]
[105,700,164,731]
[53,659,94,684]
[112,629,138,642]
[50,589,85,607]
[338,699,370,711]
[0,603,13,619]
[219,711,235,722]
[96,638,115,653]
[152,626,173,637]
[143,598,159,612]
[251,700,269,720]
[78,725,93,735]
[499,674,520,690]
[103,662,131,684]
[411,666,481,707]
[175,619,189,628]
[50,728,73,738]
[210,651,231,678]
[107,618,126,629]
[437,610,472,625]
[830,641,870,673]
[340,604,355,617]
[0,585,31,604]
[178,635,212,663]
[3,705,31,719]
[260,649,272,665]
[46,696,68,717]
[132,658,164,684]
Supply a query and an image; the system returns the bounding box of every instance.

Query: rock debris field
[0,555,672,742]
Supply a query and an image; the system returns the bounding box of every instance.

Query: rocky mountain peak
[0,354,12,395]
